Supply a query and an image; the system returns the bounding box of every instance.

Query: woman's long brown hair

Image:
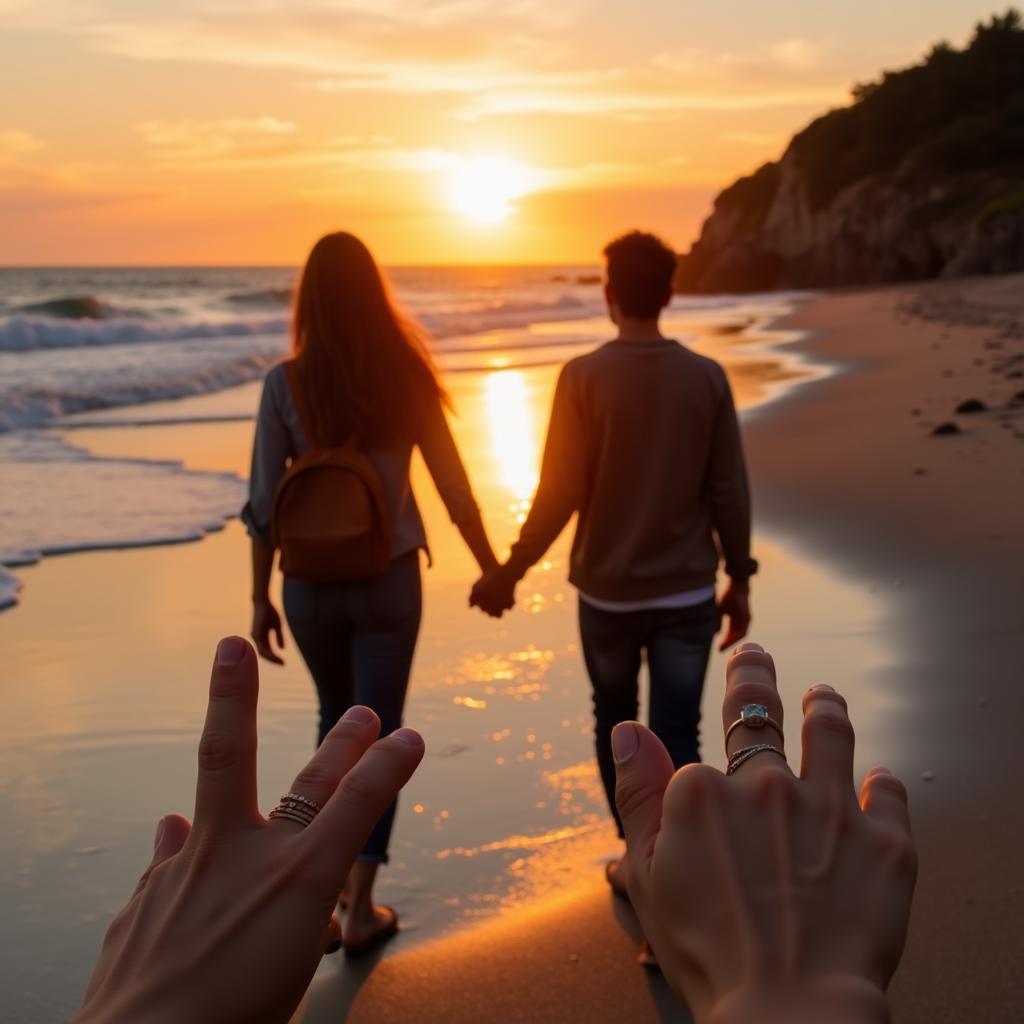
[291,232,448,447]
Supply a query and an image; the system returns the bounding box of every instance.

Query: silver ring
[726,742,786,775]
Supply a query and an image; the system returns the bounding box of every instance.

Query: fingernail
[611,723,639,764]
[809,683,835,692]
[217,636,248,666]
[153,817,166,851]
[735,642,764,655]
[391,727,422,747]
[342,705,375,726]
[326,939,342,955]
[867,765,892,776]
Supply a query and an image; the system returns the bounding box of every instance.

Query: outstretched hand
[75,637,425,1024]
[613,643,916,1024]
[715,580,750,651]
[470,564,517,618]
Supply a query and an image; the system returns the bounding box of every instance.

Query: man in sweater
[471,231,757,887]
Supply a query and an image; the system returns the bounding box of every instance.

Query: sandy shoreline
[3,280,1022,1021]
[306,277,1024,1023]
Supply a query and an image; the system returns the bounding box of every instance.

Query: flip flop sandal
[343,905,399,957]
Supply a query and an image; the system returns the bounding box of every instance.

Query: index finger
[722,642,789,772]
[306,729,425,875]
[193,636,261,832]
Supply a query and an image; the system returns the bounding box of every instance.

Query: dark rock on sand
[931,422,962,436]
[955,398,988,414]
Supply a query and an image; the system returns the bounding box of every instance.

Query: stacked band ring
[726,743,786,775]
[268,791,322,829]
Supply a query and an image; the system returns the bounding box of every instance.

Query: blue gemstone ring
[725,703,784,748]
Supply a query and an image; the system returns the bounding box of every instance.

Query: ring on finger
[725,703,784,747]
[268,791,322,829]
[727,742,786,776]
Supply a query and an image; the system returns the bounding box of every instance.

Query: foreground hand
[715,581,750,651]
[613,643,915,1024]
[469,565,517,618]
[251,599,285,664]
[75,636,425,1024]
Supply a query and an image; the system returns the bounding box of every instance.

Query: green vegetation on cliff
[676,11,1024,293]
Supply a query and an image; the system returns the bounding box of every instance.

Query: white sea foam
[0,431,246,610]
[0,314,291,352]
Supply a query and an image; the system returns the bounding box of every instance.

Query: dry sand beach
[2,277,1022,1022]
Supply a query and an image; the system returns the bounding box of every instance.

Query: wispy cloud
[0,130,45,160]
[720,130,784,147]
[136,117,298,162]
[4,1,847,123]
[769,38,824,71]
[463,87,846,119]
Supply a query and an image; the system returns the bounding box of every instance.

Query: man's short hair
[602,231,677,318]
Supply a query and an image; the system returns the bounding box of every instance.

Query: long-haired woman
[242,232,498,953]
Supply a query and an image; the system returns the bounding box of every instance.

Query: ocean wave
[422,293,598,339]
[225,287,293,307]
[0,431,245,613]
[0,314,290,352]
[14,295,111,319]
[0,346,283,432]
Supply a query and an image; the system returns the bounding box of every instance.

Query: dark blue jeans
[578,596,717,837]
[283,551,422,864]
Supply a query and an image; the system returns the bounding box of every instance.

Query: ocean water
[0,266,814,610]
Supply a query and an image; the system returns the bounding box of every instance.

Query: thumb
[132,813,192,898]
[612,722,674,864]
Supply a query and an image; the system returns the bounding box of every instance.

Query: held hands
[613,643,916,1024]
[716,580,751,652]
[75,637,425,1024]
[469,563,517,618]
[251,599,286,664]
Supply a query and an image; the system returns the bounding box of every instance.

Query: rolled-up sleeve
[418,393,479,525]
[241,374,292,545]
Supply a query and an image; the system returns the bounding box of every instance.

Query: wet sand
[749,277,1024,1024]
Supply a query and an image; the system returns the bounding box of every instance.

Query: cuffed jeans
[578,596,717,837]
[283,551,422,863]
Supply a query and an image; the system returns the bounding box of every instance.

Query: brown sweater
[506,339,757,601]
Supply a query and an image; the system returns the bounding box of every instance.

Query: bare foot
[342,904,399,956]
[605,854,630,896]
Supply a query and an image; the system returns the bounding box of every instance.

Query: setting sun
[447,156,541,225]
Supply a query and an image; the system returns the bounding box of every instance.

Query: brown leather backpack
[270,361,391,582]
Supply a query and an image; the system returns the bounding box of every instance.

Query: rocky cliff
[675,11,1024,293]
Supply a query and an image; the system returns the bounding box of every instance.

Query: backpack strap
[283,359,320,448]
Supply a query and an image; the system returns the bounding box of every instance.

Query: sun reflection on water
[483,370,539,504]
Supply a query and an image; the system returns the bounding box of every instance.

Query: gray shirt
[241,362,479,559]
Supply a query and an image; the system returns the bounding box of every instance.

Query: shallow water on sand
[0,313,899,1020]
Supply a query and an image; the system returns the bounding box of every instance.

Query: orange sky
[0,1,1003,264]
